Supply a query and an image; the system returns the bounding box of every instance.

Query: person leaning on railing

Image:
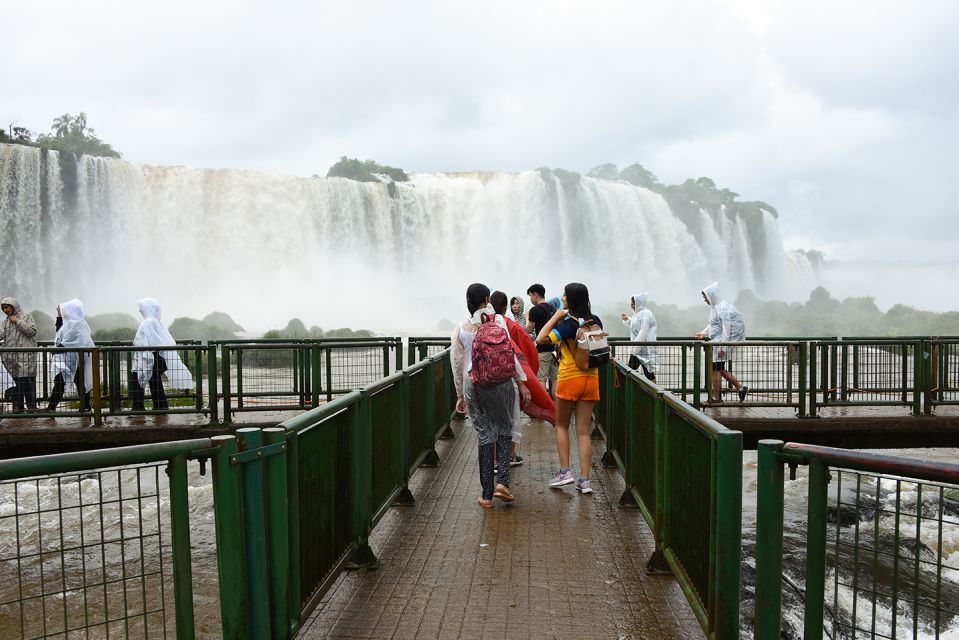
[1,296,39,412]
[48,299,95,412]
[695,281,748,403]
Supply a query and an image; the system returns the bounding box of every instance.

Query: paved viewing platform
[299,417,703,640]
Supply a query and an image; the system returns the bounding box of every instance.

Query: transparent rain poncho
[51,299,95,392]
[700,282,746,362]
[622,292,658,373]
[132,298,194,389]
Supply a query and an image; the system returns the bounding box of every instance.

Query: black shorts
[711,361,726,372]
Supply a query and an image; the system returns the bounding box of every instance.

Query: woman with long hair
[535,282,603,494]
[451,283,531,508]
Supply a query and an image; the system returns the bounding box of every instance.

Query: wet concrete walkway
[299,416,703,640]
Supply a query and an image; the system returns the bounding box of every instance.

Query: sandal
[477,497,493,509]
[493,484,515,502]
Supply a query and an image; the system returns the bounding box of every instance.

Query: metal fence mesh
[0,465,174,639]
[825,469,959,639]
[819,342,917,407]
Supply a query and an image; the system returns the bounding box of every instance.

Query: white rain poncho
[700,282,746,362]
[51,299,95,392]
[132,298,194,389]
[622,292,658,373]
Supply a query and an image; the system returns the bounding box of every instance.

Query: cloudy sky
[4,0,957,270]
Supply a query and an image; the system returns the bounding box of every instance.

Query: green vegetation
[587,163,777,242]
[326,156,409,183]
[263,319,374,340]
[169,314,242,342]
[600,287,959,338]
[29,310,56,342]
[2,113,121,158]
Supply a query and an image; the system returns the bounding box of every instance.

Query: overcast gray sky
[4,0,958,265]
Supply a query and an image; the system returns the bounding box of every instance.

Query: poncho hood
[702,282,721,306]
[632,292,648,311]
[1,297,23,315]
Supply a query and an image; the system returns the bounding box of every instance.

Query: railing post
[394,372,415,505]
[263,428,291,640]
[681,343,689,402]
[407,339,415,367]
[809,342,818,418]
[325,347,334,403]
[349,391,378,568]
[693,341,702,409]
[221,347,233,425]
[714,430,742,640]
[705,343,714,403]
[236,347,245,410]
[798,342,807,418]
[829,342,838,403]
[168,453,196,639]
[193,347,203,414]
[236,428,271,639]
[394,339,403,374]
[207,345,219,423]
[109,350,121,413]
[91,350,103,425]
[211,435,247,638]
[310,345,321,408]
[422,359,440,466]
[619,376,636,507]
[913,340,923,416]
[285,430,302,635]
[646,390,670,574]
[803,459,829,640]
[754,440,785,640]
[925,340,936,415]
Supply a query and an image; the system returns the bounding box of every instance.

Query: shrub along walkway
[300,415,703,640]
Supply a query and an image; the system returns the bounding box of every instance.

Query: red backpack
[470,313,515,387]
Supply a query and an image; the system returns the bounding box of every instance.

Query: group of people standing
[0,297,193,413]
[452,280,748,508]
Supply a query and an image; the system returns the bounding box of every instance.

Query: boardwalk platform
[706,404,959,449]
[299,417,703,640]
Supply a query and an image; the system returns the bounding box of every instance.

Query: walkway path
[300,416,703,640]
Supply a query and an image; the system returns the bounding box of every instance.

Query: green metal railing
[811,339,922,416]
[755,441,959,640]
[407,337,452,366]
[0,438,218,638]
[596,360,742,640]
[213,348,455,638]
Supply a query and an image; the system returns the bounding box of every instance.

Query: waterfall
[0,143,816,329]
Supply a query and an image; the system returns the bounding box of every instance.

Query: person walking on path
[130,298,194,411]
[526,284,558,397]
[1,296,38,412]
[451,284,531,508]
[536,283,603,494]
[48,299,95,412]
[620,292,658,382]
[694,282,748,403]
[491,291,556,469]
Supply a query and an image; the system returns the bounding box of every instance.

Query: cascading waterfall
[0,143,817,329]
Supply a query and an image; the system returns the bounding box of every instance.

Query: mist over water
[1,143,821,332]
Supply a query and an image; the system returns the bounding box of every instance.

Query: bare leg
[720,370,742,390]
[710,369,723,402]
[574,400,595,479]
[554,398,573,470]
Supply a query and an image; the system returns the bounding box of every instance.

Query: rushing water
[740,448,959,640]
[0,143,817,330]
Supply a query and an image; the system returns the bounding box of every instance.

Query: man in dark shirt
[526,284,558,397]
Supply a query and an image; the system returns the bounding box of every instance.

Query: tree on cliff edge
[36,112,122,158]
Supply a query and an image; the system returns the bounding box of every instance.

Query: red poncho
[504,317,555,425]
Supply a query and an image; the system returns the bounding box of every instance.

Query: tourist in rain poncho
[509,296,528,331]
[1,296,39,411]
[694,282,748,403]
[620,292,658,381]
[129,298,193,410]
[48,299,95,412]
